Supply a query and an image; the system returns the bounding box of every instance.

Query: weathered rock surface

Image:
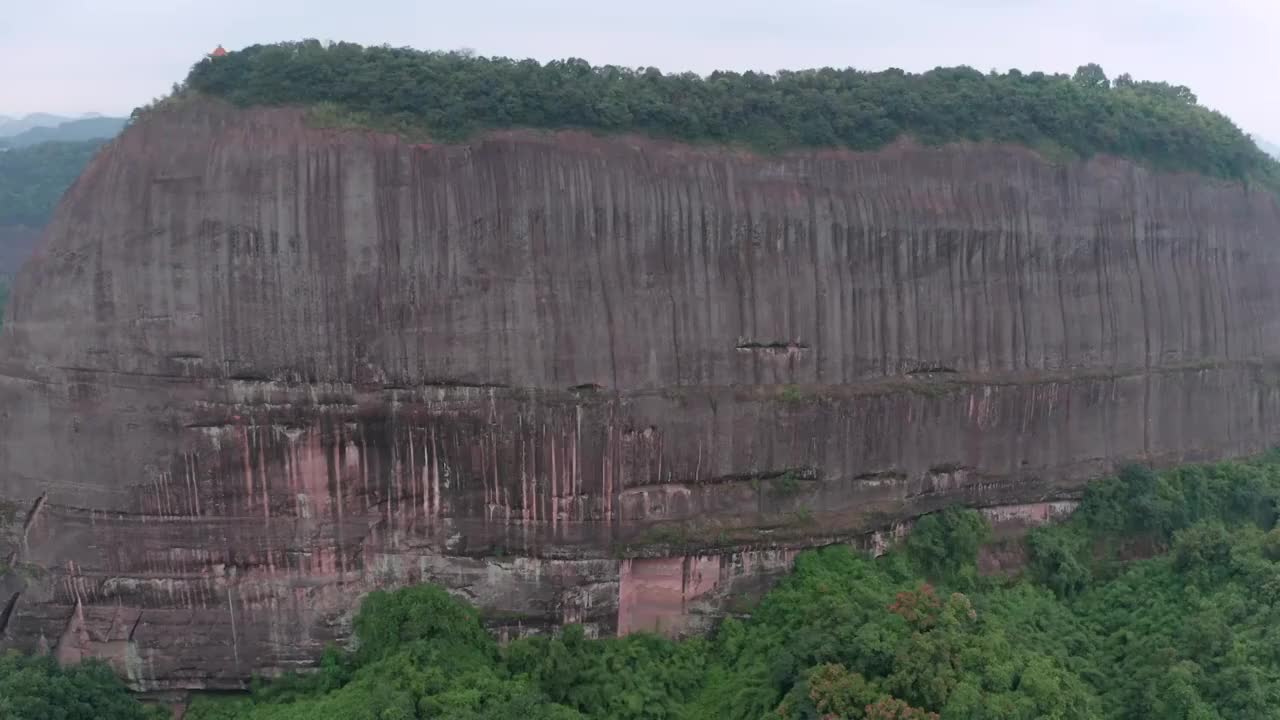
[2,99,1280,689]
[0,224,39,278]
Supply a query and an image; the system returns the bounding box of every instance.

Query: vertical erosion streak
[0,593,19,636]
[1216,237,1234,362]
[808,194,823,382]
[1130,184,1153,457]
[666,180,685,385]
[431,425,441,519]
[1054,245,1071,369]
[20,492,47,548]
[328,428,346,579]
[1014,199,1032,371]
[226,586,241,671]
[590,173,620,390]
[1092,229,1109,368]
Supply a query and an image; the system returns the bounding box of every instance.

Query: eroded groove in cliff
[226,372,273,382]
[53,365,201,382]
[20,493,45,543]
[127,611,143,642]
[905,365,958,375]
[416,378,510,389]
[0,593,19,636]
[734,340,810,353]
[853,470,907,482]
[689,467,820,486]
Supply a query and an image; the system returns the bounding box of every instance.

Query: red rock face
[2,99,1280,690]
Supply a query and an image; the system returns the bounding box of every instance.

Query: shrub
[905,507,990,585]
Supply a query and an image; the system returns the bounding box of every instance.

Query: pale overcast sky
[3,0,1278,140]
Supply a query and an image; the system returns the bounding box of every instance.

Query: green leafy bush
[0,652,164,719]
[1025,524,1092,597]
[906,507,990,586]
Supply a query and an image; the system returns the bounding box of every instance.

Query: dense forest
[0,139,105,228]
[180,41,1280,189]
[14,454,1280,719]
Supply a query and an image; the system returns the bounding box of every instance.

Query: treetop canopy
[181,40,1280,190]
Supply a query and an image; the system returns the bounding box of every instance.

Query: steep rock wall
[2,100,1280,689]
[0,224,39,278]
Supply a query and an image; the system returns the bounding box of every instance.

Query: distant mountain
[0,113,77,138]
[0,138,108,275]
[0,112,122,277]
[0,117,127,149]
[1258,138,1280,161]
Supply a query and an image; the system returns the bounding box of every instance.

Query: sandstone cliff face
[0,225,39,278]
[2,100,1279,690]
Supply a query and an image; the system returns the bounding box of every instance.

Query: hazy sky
[3,0,1278,140]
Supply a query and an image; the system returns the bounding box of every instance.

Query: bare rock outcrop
[2,99,1279,689]
[0,224,39,278]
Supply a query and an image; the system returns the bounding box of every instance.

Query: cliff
[0,225,38,278]
[2,99,1280,690]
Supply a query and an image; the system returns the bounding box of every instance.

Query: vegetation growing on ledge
[173,453,1280,720]
[183,41,1280,189]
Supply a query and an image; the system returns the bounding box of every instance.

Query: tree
[1171,523,1234,586]
[802,664,881,719]
[1073,63,1110,89]
[905,508,990,585]
[0,652,164,720]
[864,696,939,720]
[1027,526,1092,597]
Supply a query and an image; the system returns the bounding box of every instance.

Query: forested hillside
[0,113,78,138]
[182,41,1280,189]
[0,139,105,227]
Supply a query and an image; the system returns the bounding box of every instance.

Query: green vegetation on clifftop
[181,453,1280,720]
[184,42,1280,189]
